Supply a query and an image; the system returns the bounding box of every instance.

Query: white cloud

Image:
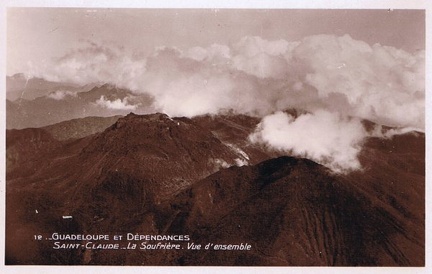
[291,34,425,129]
[249,110,368,173]
[95,95,138,110]
[47,90,77,100]
[29,35,424,131]
[230,36,300,80]
[27,35,424,172]
[369,124,423,139]
[184,44,231,63]
[31,41,147,90]
[211,158,231,171]
[140,34,423,130]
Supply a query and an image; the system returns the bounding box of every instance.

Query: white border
[1,1,430,274]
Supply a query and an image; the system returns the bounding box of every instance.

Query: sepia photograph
[1,0,429,272]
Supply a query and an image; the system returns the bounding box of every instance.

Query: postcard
[1,1,430,273]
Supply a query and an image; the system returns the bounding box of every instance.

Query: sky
[7,8,425,75]
[5,8,426,172]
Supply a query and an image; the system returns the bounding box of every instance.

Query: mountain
[342,133,425,265]
[76,83,132,102]
[5,112,250,264]
[6,127,63,176]
[192,114,281,165]
[160,133,425,266]
[75,112,245,201]
[5,113,424,266]
[6,83,154,129]
[42,115,122,141]
[6,73,82,101]
[161,156,408,266]
[6,100,22,130]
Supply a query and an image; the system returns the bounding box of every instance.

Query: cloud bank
[29,41,147,90]
[26,35,424,172]
[249,110,367,172]
[95,95,139,110]
[28,35,424,128]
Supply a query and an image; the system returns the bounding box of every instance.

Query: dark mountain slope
[157,153,423,266]
[6,113,245,264]
[342,133,425,266]
[6,128,94,265]
[76,112,242,201]
[192,114,270,165]
[42,115,122,141]
[5,113,424,266]
[6,128,62,176]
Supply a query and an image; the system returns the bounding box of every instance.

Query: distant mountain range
[6,75,155,129]
[5,111,424,266]
[6,73,84,101]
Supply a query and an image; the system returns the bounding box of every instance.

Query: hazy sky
[5,7,426,172]
[7,8,425,75]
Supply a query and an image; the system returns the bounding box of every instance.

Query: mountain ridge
[5,112,424,266]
